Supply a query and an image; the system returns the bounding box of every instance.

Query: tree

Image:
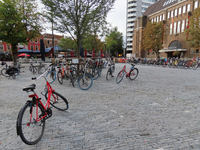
[0,0,42,63]
[58,37,77,51]
[142,22,165,58]
[105,27,123,56]
[185,8,200,49]
[41,0,116,58]
[83,34,105,53]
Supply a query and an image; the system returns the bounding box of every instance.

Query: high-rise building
[126,0,157,54]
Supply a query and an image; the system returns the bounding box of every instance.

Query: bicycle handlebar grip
[32,77,37,80]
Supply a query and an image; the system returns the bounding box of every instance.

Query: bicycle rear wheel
[129,68,139,80]
[78,74,93,90]
[46,71,56,84]
[57,71,63,84]
[45,91,69,111]
[16,102,45,145]
[116,71,124,84]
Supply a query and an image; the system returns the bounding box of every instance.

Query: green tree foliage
[41,0,116,57]
[58,37,77,51]
[185,7,200,49]
[0,0,41,63]
[105,27,123,56]
[83,34,105,53]
[142,22,165,58]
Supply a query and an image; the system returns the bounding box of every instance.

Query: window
[181,20,185,32]
[163,14,165,20]
[170,23,173,34]
[157,16,159,22]
[7,45,11,51]
[174,22,177,34]
[47,40,50,45]
[152,19,153,23]
[171,10,174,18]
[187,4,190,12]
[196,49,199,53]
[154,17,156,22]
[183,6,186,13]
[168,12,170,18]
[186,19,188,28]
[46,46,48,48]
[194,1,198,9]
[175,9,177,16]
[30,39,33,43]
[35,46,38,51]
[0,44,3,50]
[177,21,181,33]
[160,15,162,21]
[179,7,182,15]
[31,45,34,51]
[35,39,38,43]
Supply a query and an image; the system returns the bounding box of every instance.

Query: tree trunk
[11,44,18,65]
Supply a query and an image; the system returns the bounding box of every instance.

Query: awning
[159,49,187,53]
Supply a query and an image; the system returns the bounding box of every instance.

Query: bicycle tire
[70,67,77,82]
[1,68,9,77]
[78,74,93,90]
[93,68,100,80]
[70,73,75,87]
[112,65,115,73]
[45,91,69,111]
[116,71,124,84]
[106,68,111,80]
[38,66,46,74]
[57,71,63,84]
[129,68,139,80]
[16,102,45,145]
[46,71,56,84]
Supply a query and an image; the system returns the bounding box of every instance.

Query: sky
[39,0,127,43]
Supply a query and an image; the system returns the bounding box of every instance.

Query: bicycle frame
[120,65,132,77]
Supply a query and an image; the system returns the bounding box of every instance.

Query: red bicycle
[16,64,69,145]
[116,64,139,84]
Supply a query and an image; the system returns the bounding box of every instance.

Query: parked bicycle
[57,63,77,87]
[46,63,57,84]
[78,60,93,90]
[29,62,46,74]
[1,61,20,79]
[16,64,69,145]
[106,60,115,80]
[116,64,139,84]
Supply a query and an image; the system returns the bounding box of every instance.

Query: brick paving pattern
[0,63,200,150]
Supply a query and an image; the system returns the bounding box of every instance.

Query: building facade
[132,0,200,58]
[126,0,157,54]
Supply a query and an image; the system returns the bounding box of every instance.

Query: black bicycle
[106,61,115,80]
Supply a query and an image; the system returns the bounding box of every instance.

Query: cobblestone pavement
[1,63,200,150]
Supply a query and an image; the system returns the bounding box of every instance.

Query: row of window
[169,19,188,34]
[0,45,11,51]
[30,39,39,43]
[167,4,191,19]
[128,6,136,9]
[128,1,136,4]
[142,2,152,6]
[151,2,199,23]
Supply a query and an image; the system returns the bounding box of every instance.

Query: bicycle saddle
[23,84,36,91]
[131,64,135,67]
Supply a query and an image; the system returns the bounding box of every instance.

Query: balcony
[128,0,136,2]
[128,3,137,7]
[128,13,136,17]
[128,8,137,12]
[127,18,135,22]
[127,23,135,27]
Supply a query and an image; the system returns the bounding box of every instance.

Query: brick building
[132,0,200,58]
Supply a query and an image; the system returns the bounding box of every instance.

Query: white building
[126,0,157,54]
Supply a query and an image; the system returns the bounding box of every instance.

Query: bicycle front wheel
[46,71,56,84]
[116,71,124,84]
[16,102,45,145]
[106,68,111,80]
[129,68,139,80]
[78,74,93,90]
[1,68,9,77]
[45,91,69,111]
